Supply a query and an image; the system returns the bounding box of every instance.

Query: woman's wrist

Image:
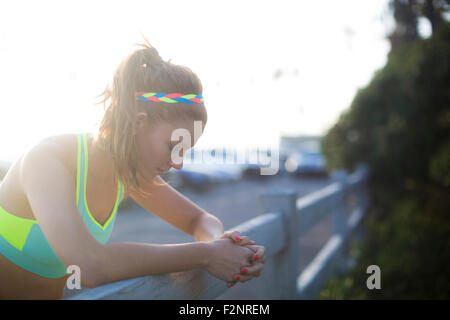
[193,212,224,242]
[197,241,214,269]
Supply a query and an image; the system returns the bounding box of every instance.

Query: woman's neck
[88,133,117,184]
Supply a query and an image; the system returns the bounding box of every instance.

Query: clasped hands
[217,231,266,288]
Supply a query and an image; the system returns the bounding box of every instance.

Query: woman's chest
[84,175,120,225]
[0,163,119,226]
[0,134,127,224]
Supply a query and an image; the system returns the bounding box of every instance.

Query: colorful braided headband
[136,92,204,104]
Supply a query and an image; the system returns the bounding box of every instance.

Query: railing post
[259,188,298,299]
[355,163,370,214]
[331,169,349,236]
[331,169,349,273]
[351,163,370,249]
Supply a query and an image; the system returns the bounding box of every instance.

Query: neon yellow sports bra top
[0,133,124,278]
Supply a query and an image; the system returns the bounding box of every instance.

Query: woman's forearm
[92,241,211,287]
[192,212,224,242]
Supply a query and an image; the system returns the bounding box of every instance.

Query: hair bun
[145,46,163,65]
[133,35,163,67]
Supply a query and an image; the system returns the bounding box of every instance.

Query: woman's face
[134,112,201,181]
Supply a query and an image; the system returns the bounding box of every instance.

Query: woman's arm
[191,211,224,242]
[97,238,254,288]
[20,143,253,288]
[97,241,210,286]
[130,175,224,241]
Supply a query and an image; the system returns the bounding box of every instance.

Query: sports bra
[0,133,124,278]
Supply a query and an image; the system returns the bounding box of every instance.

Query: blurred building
[279,135,323,160]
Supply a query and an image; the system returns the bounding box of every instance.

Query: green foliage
[320,22,450,299]
[322,22,450,191]
[429,141,450,187]
[320,198,450,299]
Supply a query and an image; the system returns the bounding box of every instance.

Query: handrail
[68,163,370,300]
[68,212,285,300]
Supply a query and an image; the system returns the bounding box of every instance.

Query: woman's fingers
[227,263,265,287]
[241,263,263,278]
[233,273,252,283]
[235,235,254,246]
[226,276,250,288]
[226,263,265,288]
[220,231,240,242]
[216,234,265,290]
[221,231,256,246]
[245,245,266,263]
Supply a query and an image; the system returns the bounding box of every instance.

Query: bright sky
[0,0,396,162]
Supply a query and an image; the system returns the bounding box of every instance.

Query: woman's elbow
[64,248,106,289]
[78,261,109,289]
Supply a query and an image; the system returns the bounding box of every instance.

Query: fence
[68,163,370,300]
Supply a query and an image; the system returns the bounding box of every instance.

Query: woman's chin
[138,169,158,182]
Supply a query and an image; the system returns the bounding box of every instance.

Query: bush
[320,198,450,299]
[319,22,450,299]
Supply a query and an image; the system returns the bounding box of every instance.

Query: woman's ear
[134,112,148,134]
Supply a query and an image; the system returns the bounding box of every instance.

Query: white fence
[68,163,370,300]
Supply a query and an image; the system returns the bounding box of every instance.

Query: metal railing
[68,164,370,300]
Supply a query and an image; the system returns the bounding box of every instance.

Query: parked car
[118,196,136,210]
[242,163,262,178]
[202,164,244,183]
[119,167,213,209]
[174,168,214,192]
[160,169,184,189]
[162,163,245,192]
[285,152,328,176]
[214,168,241,182]
[242,162,282,179]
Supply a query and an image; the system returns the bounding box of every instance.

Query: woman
[0,37,266,299]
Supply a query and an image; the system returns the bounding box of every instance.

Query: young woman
[0,38,266,299]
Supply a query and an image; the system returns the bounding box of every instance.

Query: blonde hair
[94,35,207,198]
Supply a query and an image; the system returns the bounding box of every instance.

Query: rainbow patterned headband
[136,92,204,104]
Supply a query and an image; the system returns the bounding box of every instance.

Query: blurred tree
[419,0,450,34]
[388,0,449,48]
[388,0,420,48]
[320,1,450,298]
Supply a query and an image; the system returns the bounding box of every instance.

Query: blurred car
[242,162,283,179]
[177,169,214,191]
[161,168,207,190]
[242,163,262,178]
[119,167,214,209]
[213,169,241,182]
[162,164,244,192]
[203,165,243,183]
[160,169,184,189]
[118,196,136,210]
[285,152,328,176]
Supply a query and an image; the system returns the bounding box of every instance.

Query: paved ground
[64,172,333,299]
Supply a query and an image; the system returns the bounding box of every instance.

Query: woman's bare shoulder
[33,133,81,175]
[35,132,130,199]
